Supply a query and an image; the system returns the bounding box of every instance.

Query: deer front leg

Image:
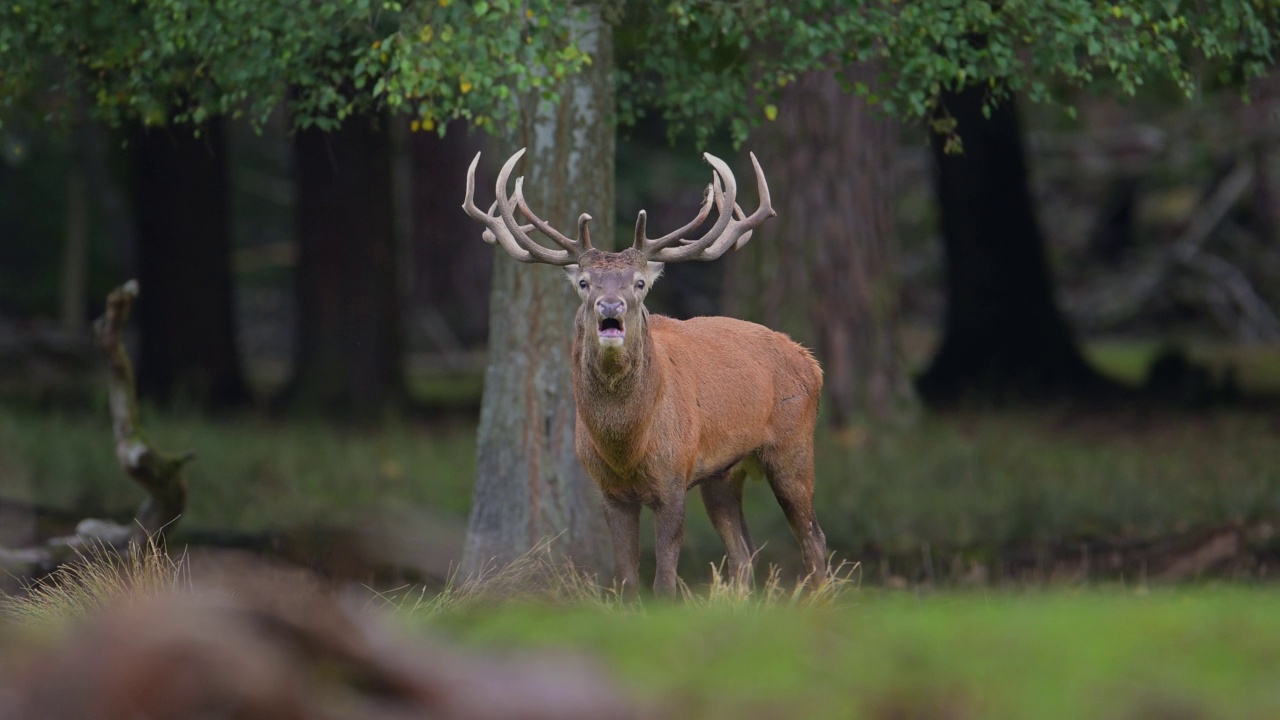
[652,493,686,597]
[603,496,641,597]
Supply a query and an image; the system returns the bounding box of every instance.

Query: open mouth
[597,317,625,342]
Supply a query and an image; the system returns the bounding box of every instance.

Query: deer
[462,148,827,596]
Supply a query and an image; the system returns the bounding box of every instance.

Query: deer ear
[563,264,581,283]
[646,262,665,283]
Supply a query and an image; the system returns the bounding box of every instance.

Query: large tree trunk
[132,120,250,409]
[460,11,613,577]
[288,113,404,420]
[916,87,1112,405]
[409,126,494,351]
[60,131,88,333]
[727,69,916,426]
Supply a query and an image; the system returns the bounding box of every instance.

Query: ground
[3,341,1280,717]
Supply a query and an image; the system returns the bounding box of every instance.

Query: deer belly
[688,454,759,488]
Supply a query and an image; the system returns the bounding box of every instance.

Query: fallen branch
[0,280,192,577]
[1069,159,1266,332]
[93,280,191,537]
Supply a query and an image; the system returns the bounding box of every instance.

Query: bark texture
[727,69,916,426]
[916,87,1113,405]
[461,11,614,577]
[288,113,405,419]
[132,120,249,409]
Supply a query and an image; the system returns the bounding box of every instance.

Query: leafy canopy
[619,0,1280,143]
[2,0,1276,140]
[0,0,590,132]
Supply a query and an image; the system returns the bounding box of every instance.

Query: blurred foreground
[2,543,1278,720]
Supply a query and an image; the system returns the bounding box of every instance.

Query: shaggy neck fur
[571,307,662,468]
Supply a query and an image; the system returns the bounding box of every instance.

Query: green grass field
[3,401,1279,583]
[5,341,1280,718]
[416,588,1280,719]
[3,337,1280,580]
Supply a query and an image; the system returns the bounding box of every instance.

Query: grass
[7,536,1280,719]
[6,343,1280,718]
[1087,337,1280,393]
[1,538,186,632]
[4,401,1280,581]
[422,586,1280,720]
[4,337,1280,582]
[0,406,477,534]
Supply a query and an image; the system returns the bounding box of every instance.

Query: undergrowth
[1,539,187,631]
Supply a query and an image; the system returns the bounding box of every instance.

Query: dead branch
[1069,159,1264,331]
[0,280,193,577]
[92,280,192,537]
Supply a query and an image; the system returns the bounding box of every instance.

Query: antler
[632,152,775,263]
[461,148,592,266]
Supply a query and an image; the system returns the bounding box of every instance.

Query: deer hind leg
[760,443,827,585]
[699,465,755,589]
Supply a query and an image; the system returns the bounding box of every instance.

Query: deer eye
[578,279,588,290]
[635,279,645,290]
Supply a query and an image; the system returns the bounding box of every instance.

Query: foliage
[4,1,1275,141]
[617,0,1280,144]
[0,0,591,132]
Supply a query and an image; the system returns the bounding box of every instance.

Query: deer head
[462,149,774,352]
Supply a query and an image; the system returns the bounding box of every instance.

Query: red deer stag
[462,149,827,595]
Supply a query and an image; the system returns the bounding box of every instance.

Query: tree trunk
[461,11,613,578]
[60,134,88,333]
[916,87,1112,405]
[288,113,404,420]
[727,69,916,426]
[132,120,250,409]
[409,125,494,351]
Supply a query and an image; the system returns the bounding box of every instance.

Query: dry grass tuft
[388,537,620,615]
[1,538,189,631]
[686,555,861,609]
[389,539,861,616]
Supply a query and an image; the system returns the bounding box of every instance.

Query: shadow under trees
[917,86,1126,406]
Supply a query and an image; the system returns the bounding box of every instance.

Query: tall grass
[390,538,617,615]
[1,539,188,631]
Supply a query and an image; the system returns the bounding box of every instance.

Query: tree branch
[92,280,191,537]
[0,280,192,578]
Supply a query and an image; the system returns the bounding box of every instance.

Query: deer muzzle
[596,298,626,347]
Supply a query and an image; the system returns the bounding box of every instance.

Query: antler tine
[682,152,774,257]
[646,152,775,263]
[513,176,592,254]
[632,183,715,254]
[462,151,537,262]
[460,149,579,266]
[478,199,534,248]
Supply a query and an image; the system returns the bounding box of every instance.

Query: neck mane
[571,309,662,460]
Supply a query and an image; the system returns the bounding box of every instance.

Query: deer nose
[597,297,625,318]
